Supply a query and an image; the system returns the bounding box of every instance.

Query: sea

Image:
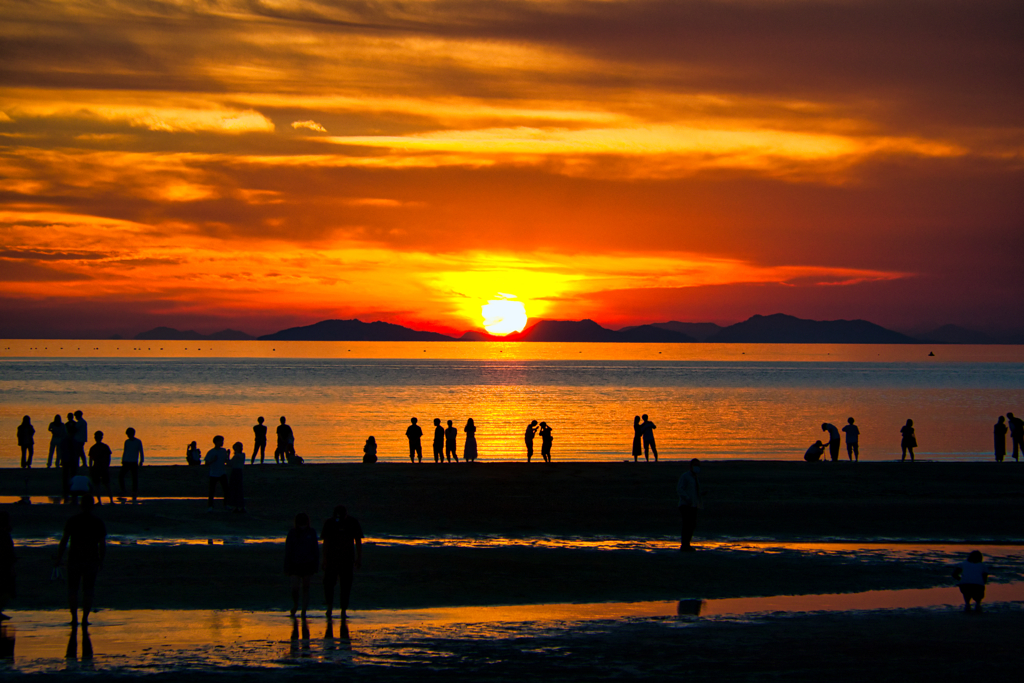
[1,340,1022,465]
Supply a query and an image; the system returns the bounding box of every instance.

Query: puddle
[2,582,1021,673]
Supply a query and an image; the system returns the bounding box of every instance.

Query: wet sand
[2,461,1022,679]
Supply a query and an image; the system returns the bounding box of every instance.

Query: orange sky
[1,0,1022,338]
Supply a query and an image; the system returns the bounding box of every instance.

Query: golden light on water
[481,294,528,335]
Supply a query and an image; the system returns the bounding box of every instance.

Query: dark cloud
[0,260,92,282]
[0,249,106,261]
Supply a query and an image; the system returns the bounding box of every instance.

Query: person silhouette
[539,422,553,463]
[677,458,703,551]
[632,416,642,462]
[641,414,658,462]
[821,422,841,462]
[803,440,826,462]
[362,436,377,463]
[47,414,64,468]
[186,440,202,466]
[205,435,230,511]
[524,420,538,462]
[994,416,1007,462]
[320,505,363,620]
[17,416,34,468]
[252,417,268,465]
[900,419,917,461]
[54,496,106,626]
[463,418,478,462]
[406,418,423,463]
[842,417,860,461]
[285,512,319,618]
[432,418,445,464]
[88,431,114,505]
[59,421,78,503]
[276,417,295,464]
[444,420,458,462]
[119,427,144,502]
[228,441,246,513]
[1007,412,1024,462]
[73,411,88,467]
[952,550,988,613]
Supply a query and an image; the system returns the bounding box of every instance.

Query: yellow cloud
[291,120,326,133]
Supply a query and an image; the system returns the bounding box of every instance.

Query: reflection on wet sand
[3,582,1022,673]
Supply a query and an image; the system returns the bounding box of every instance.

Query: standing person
[1007,412,1024,462]
[994,416,1008,462]
[405,418,423,463]
[524,420,538,462]
[432,419,445,464]
[321,505,363,620]
[0,511,14,621]
[185,441,202,466]
[276,417,294,464]
[47,414,64,468]
[952,550,988,613]
[539,422,553,463]
[842,417,860,461]
[463,418,478,462]
[88,431,114,505]
[677,458,704,552]
[641,414,658,462]
[17,416,34,468]
[900,419,917,461]
[228,441,246,513]
[119,427,144,502]
[205,435,230,512]
[73,411,88,467]
[362,436,377,463]
[632,416,643,462]
[252,417,268,465]
[54,496,106,626]
[59,422,79,503]
[821,422,841,462]
[284,513,318,619]
[444,420,458,462]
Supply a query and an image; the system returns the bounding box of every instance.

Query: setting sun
[481,295,528,335]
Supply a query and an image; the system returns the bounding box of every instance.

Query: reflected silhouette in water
[324,616,352,652]
[289,616,311,656]
[676,599,704,617]
[0,623,14,659]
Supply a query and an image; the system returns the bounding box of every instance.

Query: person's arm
[55,522,70,566]
[139,441,144,466]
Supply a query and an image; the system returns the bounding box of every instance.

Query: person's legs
[901,446,907,461]
[643,441,650,461]
[408,443,415,463]
[650,440,658,462]
[67,565,82,624]
[290,575,300,616]
[81,566,97,624]
[48,441,57,468]
[526,442,533,463]
[129,463,138,496]
[338,567,354,617]
[323,567,337,616]
[20,446,28,469]
[679,506,698,550]
[207,477,217,508]
[908,447,914,462]
[119,466,128,494]
[219,475,229,505]
[299,576,310,617]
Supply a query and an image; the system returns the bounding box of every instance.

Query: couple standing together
[524,420,553,463]
[632,414,658,462]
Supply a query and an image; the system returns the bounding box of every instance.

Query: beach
[1,461,1022,679]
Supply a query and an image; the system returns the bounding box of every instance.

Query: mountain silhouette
[257,319,456,342]
[135,327,254,341]
[709,313,920,344]
[620,321,719,342]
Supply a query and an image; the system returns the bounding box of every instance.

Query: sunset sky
[1,0,1021,338]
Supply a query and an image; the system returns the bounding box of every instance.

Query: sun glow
[481,295,528,335]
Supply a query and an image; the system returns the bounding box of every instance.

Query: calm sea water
[1,341,1022,464]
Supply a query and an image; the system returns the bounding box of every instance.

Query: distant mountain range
[134,314,1023,344]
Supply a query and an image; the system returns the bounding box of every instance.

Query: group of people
[804,412,1022,463]
[16,412,143,504]
[993,412,1024,462]
[400,417,479,463]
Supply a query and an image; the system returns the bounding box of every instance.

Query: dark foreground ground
[2,462,1021,680]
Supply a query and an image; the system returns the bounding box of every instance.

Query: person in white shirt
[952,550,989,613]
